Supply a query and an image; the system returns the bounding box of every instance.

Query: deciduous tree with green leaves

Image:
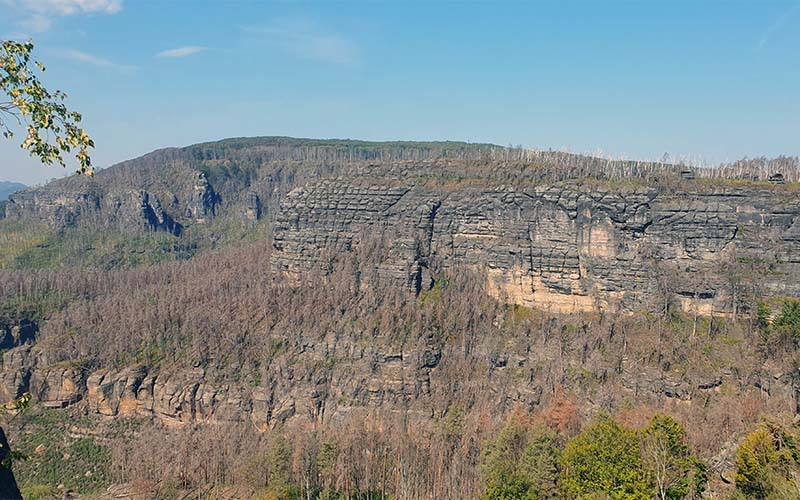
[640,415,707,500]
[560,414,650,500]
[482,411,560,500]
[1,39,94,175]
[734,422,800,500]
[773,301,800,340]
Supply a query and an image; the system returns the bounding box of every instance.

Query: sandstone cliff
[272,172,800,315]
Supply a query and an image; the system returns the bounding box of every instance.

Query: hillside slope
[1,138,799,498]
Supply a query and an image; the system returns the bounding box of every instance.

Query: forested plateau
[1,138,800,499]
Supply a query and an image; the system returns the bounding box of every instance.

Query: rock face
[5,187,207,235]
[5,189,102,228]
[0,320,36,350]
[187,172,219,223]
[0,341,441,429]
[0,346,83,408]
[0,345,34,403]
[85,366,277,428]
[4,327,796,432]
[4,168,215,234]
[273,180,800,314]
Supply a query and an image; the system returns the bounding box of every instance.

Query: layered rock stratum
[272,171,800,315]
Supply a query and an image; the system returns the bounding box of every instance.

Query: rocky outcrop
[186,172,218,223]
[0,345,34,403]
[84,366,264,427]
[244,191,262,221]
[4,189,101,228]
[4,166,212,234]
[0,335,481,428]
[32,364,83,408]
[109,191,181,234]
[0,320,36,350]
[0,347,83,408]
[5,187,185,234]
[0,320,38,402]
[5,324,794,433]
[273,181,800,314]
[0,138,683,242]
[0,330,84,408]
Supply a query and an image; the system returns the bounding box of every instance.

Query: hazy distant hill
[0,181,25,201]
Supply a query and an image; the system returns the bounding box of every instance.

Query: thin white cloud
[61,49,137,73]
[22,0,121,15]
[7,0,122,32]
[758,2,800,49]
[156,46,206,59]
[242,18,359,65]
[20,14,53,32]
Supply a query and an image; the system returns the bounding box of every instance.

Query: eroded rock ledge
[272,181,800,314]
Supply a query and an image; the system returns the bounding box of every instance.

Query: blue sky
[1,0,798,185]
